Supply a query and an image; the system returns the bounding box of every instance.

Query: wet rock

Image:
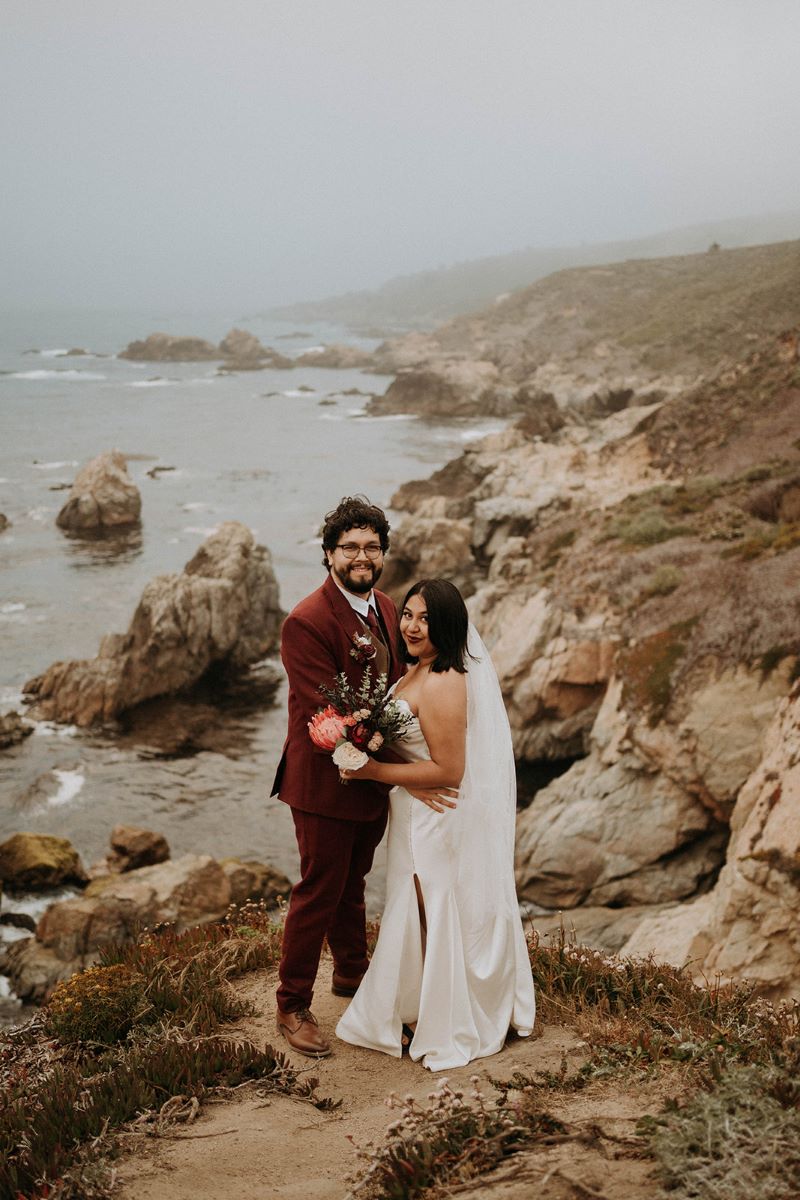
[0,833,87,893]
[0,938,76,1003]
[119,333,219,361]
[0,911,37,932]
[221,858,292,907]
[24,522,284,726]
[0,712,33,750]
[107,826,170,873]
[0,513,9,533]
[56,450,141,531]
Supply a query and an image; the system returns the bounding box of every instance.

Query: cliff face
[385,327,800,995]
[373,240,800,412]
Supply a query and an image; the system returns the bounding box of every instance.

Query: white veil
[455,623,519,933]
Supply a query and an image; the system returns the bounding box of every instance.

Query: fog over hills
[270,209,800,334]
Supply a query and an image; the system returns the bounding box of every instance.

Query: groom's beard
[333,561,383,595]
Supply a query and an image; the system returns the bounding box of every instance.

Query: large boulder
[0,833,87,892]
[56,450,141,531]
[119,333,219,361]
[218,329,293,371]
[220,858,292,907]
[368,360,512,418]
[107,825,170,873]
[24,522,284,726]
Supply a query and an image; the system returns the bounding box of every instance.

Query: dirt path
[113,960,661,1199]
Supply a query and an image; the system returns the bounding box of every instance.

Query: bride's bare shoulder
[420,668,467,705]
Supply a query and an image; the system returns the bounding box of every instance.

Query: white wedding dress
[336,626,535,1072]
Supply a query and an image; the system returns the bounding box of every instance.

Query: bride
[336,578,535,1071]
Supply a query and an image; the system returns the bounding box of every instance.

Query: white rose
[333,741,369,772]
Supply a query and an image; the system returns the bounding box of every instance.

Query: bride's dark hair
[399,579,470,673]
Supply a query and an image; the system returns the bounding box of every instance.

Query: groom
[271,495,405,1055]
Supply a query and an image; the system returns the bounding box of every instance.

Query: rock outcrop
[107,825,170,873]
[24,522,284,726]
[119,333,219,361]
[295,343,376,369]
[0,833,87,893]
[1,854,231,1001]
[56,450,141,531]
[0,846,292,1002]
[383,327,800,988]
[0,712,33,750]
[218,328,293,371]
[696,682,800,999]
[368,360,513,418]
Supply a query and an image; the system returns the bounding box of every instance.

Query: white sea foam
[0,686,25,713]
[181,501,213,511]
[48,769,85,807]
[127,378,173,388]
[9,368,106,381]
[26,506,54,523]
[30,460,78,470]
[183,524,220,537]
[364,412,419,422]
[32,720,79,738]
[318,412,344,421]
[0,602,26,614]
[299,345,325,355]
[39,348,70,358]
[282,389,317,398]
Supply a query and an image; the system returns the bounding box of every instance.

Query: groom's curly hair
[321,495,390,569]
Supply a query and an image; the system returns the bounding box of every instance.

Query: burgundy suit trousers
[277,806,388,1012]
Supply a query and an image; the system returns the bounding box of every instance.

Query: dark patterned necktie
[364,606,386,646]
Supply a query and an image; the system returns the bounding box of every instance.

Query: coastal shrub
[347,1078,542,1200]
[642,1054,800,1200]
[609,506,690,546]
[0,1032,323,1200]
[0,905,331,1200]
[618,616,698,724]
[46,963,145,1046]
[641,564,683,597]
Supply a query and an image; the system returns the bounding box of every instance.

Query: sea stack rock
[119,333,219,361]
[56,450,141,531]
[24,522,284,726]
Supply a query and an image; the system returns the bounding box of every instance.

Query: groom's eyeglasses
[336,542,384,560]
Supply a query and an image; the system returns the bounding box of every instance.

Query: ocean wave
[127,378,174,388]
[48,768,85,807]
[30,460,78,470]
[181,501,214,512]
[8,369,106,381]
[39,348,69,358]
[351,411,419,422]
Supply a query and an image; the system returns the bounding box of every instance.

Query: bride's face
[400,593,436,662]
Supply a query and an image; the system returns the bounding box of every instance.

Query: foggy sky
[2,0,799,311]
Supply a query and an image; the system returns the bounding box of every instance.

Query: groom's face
[327,525,384,595]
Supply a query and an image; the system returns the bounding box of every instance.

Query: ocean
[0,307,503,992]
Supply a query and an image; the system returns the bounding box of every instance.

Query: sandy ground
[113,960,663,1200]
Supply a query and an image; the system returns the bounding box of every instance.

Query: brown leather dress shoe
[331,972,364,998]
[276,1006,332,1057]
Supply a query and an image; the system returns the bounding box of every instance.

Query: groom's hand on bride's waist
[408,787,458,813]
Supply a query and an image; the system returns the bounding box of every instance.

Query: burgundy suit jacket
[270,574,404,821]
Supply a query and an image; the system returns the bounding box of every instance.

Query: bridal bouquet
[308,667,411,776]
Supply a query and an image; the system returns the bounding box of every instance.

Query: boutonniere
[350,632,378,664]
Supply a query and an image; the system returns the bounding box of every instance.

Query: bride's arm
[343,671,466,789]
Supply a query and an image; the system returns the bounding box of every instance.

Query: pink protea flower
[308,707,348,751]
